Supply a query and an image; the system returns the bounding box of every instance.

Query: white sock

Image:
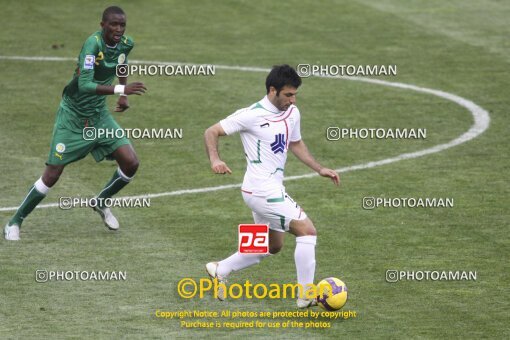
[34,177,50,195]
[217,252,269,277]
[295,235,317,292]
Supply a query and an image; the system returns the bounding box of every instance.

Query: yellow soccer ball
[316,277,348,310]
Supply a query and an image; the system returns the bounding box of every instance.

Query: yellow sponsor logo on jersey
[54,152,63,160]
[95,51,104,65]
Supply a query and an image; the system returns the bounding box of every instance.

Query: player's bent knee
[269,244,283,254]
[129,158,140,174]
[306,221,317,236]
[121,157,139,177]
[290,218,317,236]
[114,144,139,177]
[306,225,317,236]
[42,165,64,187]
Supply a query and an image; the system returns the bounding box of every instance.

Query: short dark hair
[265,64,302,95]
[102,6,125,22]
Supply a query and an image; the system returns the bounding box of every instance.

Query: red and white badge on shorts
[238,224,269,254]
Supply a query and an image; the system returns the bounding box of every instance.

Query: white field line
[0,56,490,212]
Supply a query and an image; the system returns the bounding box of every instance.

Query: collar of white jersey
[260,96,283,114]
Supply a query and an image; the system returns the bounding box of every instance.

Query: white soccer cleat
[206,262,227,301]
[93,206,119,230]
[4,223,20,241]
[297,298,318,309]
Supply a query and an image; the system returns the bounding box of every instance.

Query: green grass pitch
[0,0,508,338]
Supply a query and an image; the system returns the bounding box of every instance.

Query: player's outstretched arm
[289,140,340,185]
[204,123,232,174]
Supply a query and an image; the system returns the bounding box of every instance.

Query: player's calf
[5,177,52,240]
[205,252,270,301]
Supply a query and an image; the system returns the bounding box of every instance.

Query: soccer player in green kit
[4,6,146,240]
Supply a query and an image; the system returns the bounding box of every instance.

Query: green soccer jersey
[61,30,134,118]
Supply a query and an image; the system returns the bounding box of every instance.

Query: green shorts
[47,105,131,165]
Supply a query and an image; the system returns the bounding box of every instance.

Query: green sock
[97,168,132,208]
[9,179,49,226]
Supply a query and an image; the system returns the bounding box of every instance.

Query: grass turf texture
[0,0,508,338]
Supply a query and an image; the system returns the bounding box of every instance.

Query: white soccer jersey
[220,96,302,196]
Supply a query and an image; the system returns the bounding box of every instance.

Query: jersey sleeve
[122,35,134,63]
[290,106,302,142]
[220,108,255,135]
[77,35,100,94]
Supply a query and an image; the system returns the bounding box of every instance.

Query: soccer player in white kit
[204,65,339,308]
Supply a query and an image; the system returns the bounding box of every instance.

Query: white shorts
[242,189,307,232]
